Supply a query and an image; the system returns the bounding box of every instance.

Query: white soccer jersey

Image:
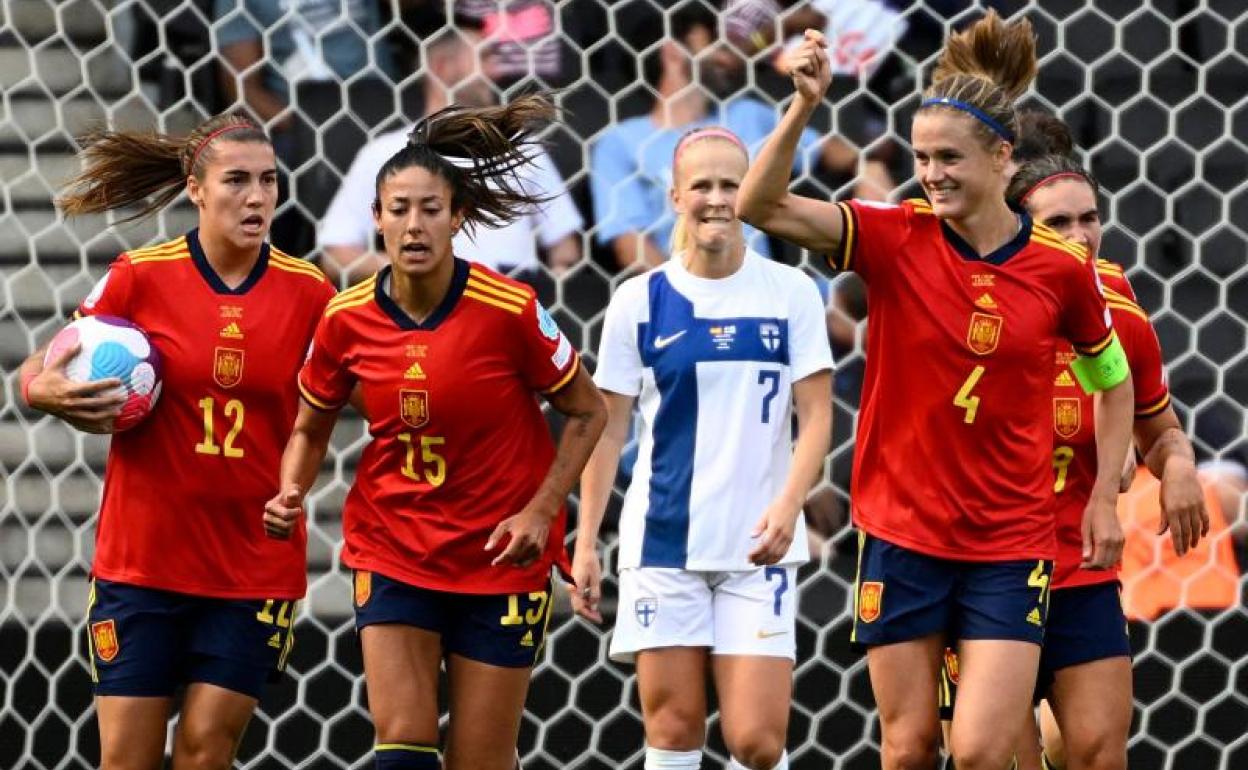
[595,251,834,571]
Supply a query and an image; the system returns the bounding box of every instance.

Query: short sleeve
[516,297,581,394]
[527,150,583,247]
[592,278,645,397]
[827,199,912,282]
[1097,260,1138,303]
[787,272,835,382]
[590,128,649,245]
[1113,301,1170,418]
[1060,256,1115,356]
[75,256,135,320]
[298,314,354,411]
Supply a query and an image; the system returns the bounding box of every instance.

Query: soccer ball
[45,315,163,432]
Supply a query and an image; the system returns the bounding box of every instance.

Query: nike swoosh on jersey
[756,629,788,639]
[654,330,687,349]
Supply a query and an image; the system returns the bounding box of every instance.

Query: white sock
[727,750,789,770]
[644,747,701,769]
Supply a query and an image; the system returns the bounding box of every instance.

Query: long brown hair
[374,93,556,232]
[920,9,1038,148]
[57,113,269,223]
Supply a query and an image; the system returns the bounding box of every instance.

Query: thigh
[171,682,259,769]
[1047,657,1132,764]
[609,568,714,664]
[96,695,173,770]
[1037,583,1131,698]
[852,531,957,647]
[711,655,793,754]
[712,567,796,659]
[948,639,1041,761]
[444,653,533,770]
[866,634,945,739]
[87,579,186,697]
[360,624,444,745]
[636,647,710,751]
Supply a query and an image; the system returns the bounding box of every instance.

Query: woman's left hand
[486,507,553,567]
[748,496,802,566]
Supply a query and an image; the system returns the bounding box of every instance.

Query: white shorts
[609,566,798,663]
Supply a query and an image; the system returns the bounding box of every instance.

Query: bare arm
[737,31,846,254]
[1081,376,1134,569]
[569,390,635,622]
[1135,405,1208,555]
[263,400,340,539]
[611,232,666,272]
[749,369,833,565]
[485,366,607,566]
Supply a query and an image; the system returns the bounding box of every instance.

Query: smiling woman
[19,112,335,770]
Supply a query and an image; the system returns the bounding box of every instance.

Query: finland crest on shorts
[635,597,658,628]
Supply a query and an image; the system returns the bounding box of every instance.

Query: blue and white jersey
[595,251,835,571]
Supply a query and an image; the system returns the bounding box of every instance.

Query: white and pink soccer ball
[45,316,162,432]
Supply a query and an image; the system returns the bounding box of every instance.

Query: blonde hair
[669,128,748,254]
[920,9,1038,147]
[57,113,268,223]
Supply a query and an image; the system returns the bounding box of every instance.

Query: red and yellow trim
[828,201,856,272]
[270,250,328,282]
[541,355,580,395]
[324,276,376,318]
[298,378,345,412]
[1136,393,1171,419]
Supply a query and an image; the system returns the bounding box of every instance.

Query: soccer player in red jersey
[19,114,335,770]
[263,95,606,770]
[737,12,1137,770]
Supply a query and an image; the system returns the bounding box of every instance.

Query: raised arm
[737,30,846,255]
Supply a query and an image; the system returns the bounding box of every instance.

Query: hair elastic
[920,97,1014,143]
[1019,171,1088,204]
[673,127,748,165]
[188,124,250,173]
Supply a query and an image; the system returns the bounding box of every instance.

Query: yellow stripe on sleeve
[829,201,855,272]
[1076,330,1116,357]
[463,289,525,314]
[1136,393,1171,418]
[467,269,532,302]
[466,276,532,307]
[542,355,580,394]
[298,379,343,411]
[1106,299,1148,323]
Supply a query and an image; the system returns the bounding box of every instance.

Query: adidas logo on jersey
[1055,370,1075,387]
[1027,608,1042,627]
[974,293,998,309]
[404,362,426,380]
[220,322,244,339]
[268,632,282,649]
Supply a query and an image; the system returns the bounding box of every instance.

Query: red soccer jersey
[298,259,580,594]
[1051,282,1170,588]
[77,231,335,598]
[830,199,1114,561]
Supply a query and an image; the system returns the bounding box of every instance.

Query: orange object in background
[1119,467,1241,621]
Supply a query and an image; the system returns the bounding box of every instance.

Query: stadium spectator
[22,114,334,770]
[738,13,1136,770]
[590,0,891,271]
[214,0,396,256]
[573,126,833,770]
[319,27,582,286]
[264,95,605,770]
[456,0,563,85]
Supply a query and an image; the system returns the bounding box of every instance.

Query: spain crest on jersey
[1054,397,1081,439]
[213,347,244,388]
[399,389,429,429]
[858,581,883,624]
[91,619,119,662]
[354,570,372,607]
[966,312,1003,356]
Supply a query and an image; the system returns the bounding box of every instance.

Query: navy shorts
[851,531,1052,648]
[85,579,297,699]
[1037,581,1130,695]
[352,570,553,668]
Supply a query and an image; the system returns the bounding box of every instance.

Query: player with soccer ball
[19,113,334,770]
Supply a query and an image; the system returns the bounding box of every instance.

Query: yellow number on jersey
[953,366,986,424]
[1053,446,1075,493]
[398,433,447,487]
[1027,560,1050,608]
[195,397,245,457]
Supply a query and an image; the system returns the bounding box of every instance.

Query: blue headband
[920,97,1014,143]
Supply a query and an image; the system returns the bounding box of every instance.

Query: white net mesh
[2,0,1246,768]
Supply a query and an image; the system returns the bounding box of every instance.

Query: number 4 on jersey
[953,366,986,424]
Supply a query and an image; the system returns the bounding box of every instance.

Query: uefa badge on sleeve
[536,304,561,340]
[635,597,658,628]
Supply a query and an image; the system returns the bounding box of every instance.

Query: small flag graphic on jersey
[635,597,658,628]
[404,362,426,380]
[966,313,1003,356]
[213,347,244,388]
[1054,398,1081,438]
[944,648,960,684]
[354,570,372,607]
[760,322,782,352]
[1055,370,1075,388]
[974,293,997,309]
[399,389,430,429]
[219,322,243,339]
[858,581,883,623]
[91,619,119,662]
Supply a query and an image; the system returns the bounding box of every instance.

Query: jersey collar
[374,258,470,331]
[186,228,269,294]
[939,205,1033,267]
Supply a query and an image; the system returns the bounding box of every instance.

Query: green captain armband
[1070,334,1129,394]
